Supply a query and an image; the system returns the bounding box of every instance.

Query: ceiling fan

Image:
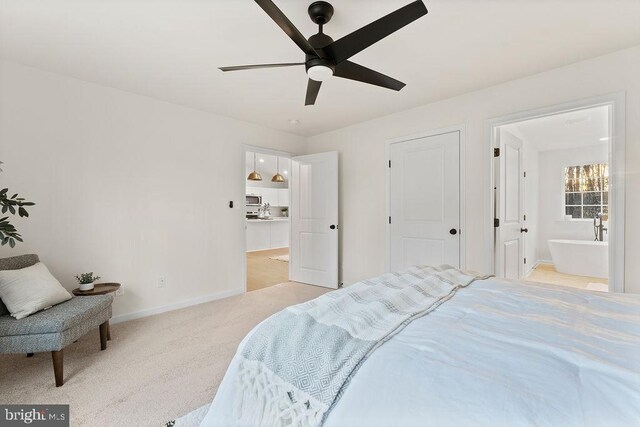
[219,0,428,106]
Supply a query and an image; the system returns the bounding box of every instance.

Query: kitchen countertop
[246,217,290,222]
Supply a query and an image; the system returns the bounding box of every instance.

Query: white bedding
[201,278,640,426]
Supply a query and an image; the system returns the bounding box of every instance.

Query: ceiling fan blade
[334,61,405,91]
[219,62,304,72]
[305,79,322,106]
[325,0,427,64]
[255,0,319,57]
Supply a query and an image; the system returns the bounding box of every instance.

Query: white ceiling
[504,105,609,151]
[1,0,639,136]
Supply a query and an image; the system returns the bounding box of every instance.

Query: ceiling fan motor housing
[306,32,335,74]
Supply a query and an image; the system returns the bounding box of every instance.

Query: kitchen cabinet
[246,221,271,252]
[270,220,289,248]
[277,188,289,207]
[246,220,290,252]
[261,188,278,206]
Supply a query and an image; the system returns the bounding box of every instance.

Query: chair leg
[99,321,109,351]
[107,323,111,341]
[51,350,64,387]
[26,353,34,358]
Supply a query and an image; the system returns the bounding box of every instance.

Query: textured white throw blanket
[235,265,490,426]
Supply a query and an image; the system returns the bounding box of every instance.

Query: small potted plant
[75,272,101,291]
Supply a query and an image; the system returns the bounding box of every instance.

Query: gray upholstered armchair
[0,254,113,387]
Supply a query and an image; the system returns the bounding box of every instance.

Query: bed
[200,267,640,426]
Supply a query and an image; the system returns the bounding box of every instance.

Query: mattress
[201,278,640,426]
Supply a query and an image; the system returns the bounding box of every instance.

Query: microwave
[246,194,262,206]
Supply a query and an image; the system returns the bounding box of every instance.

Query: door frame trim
[242,144,293,294]
[385,124,467,272]
[484,92,626,292]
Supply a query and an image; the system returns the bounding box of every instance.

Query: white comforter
[201,278,640,427]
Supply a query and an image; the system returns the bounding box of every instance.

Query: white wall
[537,144,609,261]
[306,45,640,293]
[0,61,305,320]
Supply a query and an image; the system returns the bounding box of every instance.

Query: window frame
[562,161,609,221]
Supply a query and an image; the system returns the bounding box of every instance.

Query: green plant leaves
[0,182,36,247]
[75,272,101,284]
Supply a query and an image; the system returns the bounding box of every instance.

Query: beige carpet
[0,282,328,426]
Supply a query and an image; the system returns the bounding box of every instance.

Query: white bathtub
[548,239,608,279]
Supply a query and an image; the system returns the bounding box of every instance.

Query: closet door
[389,131,460,270]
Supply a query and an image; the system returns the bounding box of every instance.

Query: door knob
[520,228,529,233]
[449,229,458,235]
[330,224,337,230]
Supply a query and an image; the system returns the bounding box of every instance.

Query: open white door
[389,131,460,271]
[495,130,526,279]
[290,152,339,289]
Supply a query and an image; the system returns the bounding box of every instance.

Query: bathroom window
[564,163,609,219]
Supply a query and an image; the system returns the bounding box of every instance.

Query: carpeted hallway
[0,282,328,426]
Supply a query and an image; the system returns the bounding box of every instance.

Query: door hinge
[524,214,527,221]
[389,216,392,224]
[524,171,527,178]
[494,218,500,227]
[524,257,527,264]
[494,148,500,157]
[388,160,391,168]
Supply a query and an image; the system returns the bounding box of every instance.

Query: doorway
[242,146,340,292]
[244,147,292,292]
[387,128,464,271]
[488,95,625,292]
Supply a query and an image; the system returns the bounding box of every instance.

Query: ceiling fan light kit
[219,0,428,105]
[307,64,334,82]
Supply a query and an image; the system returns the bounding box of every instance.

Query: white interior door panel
[495,130,526,279]
[389,131,461,271]
[290,152,339,289]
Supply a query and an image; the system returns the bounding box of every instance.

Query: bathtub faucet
[594,213,608,242]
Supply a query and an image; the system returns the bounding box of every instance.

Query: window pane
[566,206,582,219]
[603,192,609,204]
[565,193,582,205]
[566,179,580,192]
[564,166,581,191]
[583,164,597,191]
[583,192,601,205]
[583,206,603,219]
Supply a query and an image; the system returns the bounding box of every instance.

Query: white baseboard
[111,287,244,324]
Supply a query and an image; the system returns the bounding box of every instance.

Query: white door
[495,129,526,279]
[290,152,339,288]
[389,131,460,271]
